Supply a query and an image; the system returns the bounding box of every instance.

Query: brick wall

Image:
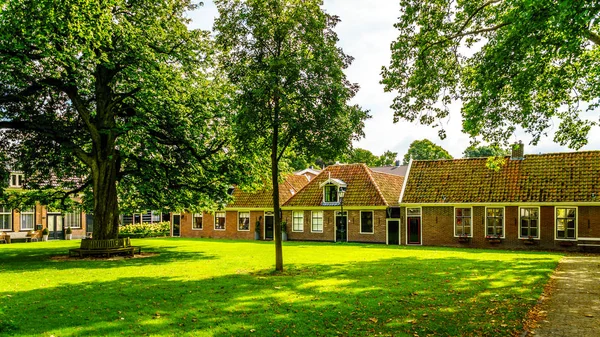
[283,210,334,242]
[179,211,258,240]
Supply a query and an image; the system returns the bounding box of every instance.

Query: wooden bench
[577,237,600,252]
[5,231,34,243]
[69,238,141,258]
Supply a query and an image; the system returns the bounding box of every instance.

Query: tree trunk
[91,157,120,240]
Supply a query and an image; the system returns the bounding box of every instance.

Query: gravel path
[529,256,600,337]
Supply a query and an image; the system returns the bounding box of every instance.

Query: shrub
[119,222,170,238]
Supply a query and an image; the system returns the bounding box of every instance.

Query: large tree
[214,0,369,271]
[0,0,243,239]
[382,1,600,149]
[402,139,452,164]
[463,145,509,158]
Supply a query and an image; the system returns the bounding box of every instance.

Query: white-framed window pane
[0,206,11,230]
[238,212,250,231]
[519,208,539,238]
[292,211,304,232]
[311,211,323,232]
[215,212,226,230]
[455,208,472,236]
[193,213,203,229]
[556,208,576,239]
[20,207,35,230]
[324,185,338,203]
[360,211,373,233]
[64,211,81,228]
[486,208,504,236]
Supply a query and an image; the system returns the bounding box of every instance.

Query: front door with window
[264,215,274,240]
[407,217,421,244]
[387,220,400,245]
[172,214,181,237]
[335,212,347,242]
[47,214,64,240]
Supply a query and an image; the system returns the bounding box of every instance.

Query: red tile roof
[228,174,310,208]
[402,151,600,203]
[284,164,405,207]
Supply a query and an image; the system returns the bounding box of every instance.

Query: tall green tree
[382,1,600,149]
[402,139,452,164]
[463,145,509,158]
[346,148,378,165]
[374,150,398,166]
[214,0,369,271]
[0,0,243,239]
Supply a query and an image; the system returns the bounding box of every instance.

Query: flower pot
[457,237,470,243]
[282,232,288,241]
[42,235,48,242]
[254,232,260,240]
[487,238,502,244]
[523,240,536,245]
[65,234,72,240]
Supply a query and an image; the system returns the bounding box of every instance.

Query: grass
[0,239,562,336]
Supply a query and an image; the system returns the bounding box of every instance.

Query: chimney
[394,160,400,167]
[511,141,524,160]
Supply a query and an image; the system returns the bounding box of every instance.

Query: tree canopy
[403,139,452,164]
[0,0,243,239]
[382,1,600,149]
[343,148,398,166]
[214,0,369,271]
[463,145,509,158]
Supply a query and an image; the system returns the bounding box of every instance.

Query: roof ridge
[370,170,404,178]
[362,163,389,206]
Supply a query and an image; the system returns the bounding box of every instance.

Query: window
[193,213,203,230]
[9,173,23,188]
[556,207,576,240]
[20,207,35,230]
[311,211,323,232]
[486,207,504,237]
[360,211,374,233]
[238,212,250,231]
[292,211,304,232]
[455,208,472,237]
[215,212,226,230]
[407,208,421,217]
[0,206,11,231]
[520,207,539,239]
[323,185,338,203]
[64,211,81,229]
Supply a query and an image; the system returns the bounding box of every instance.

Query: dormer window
[324,185,338,203]
[319,175,347,205]
[9,173,23,188]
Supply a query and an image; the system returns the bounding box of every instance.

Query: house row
[174,145,600,250]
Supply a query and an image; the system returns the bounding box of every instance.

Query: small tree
[0,0,243,239]
[463,145,509,158]
[402,139,452,165]
[214,0,369,271]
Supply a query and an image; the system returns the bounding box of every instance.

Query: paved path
[530,256,600,337]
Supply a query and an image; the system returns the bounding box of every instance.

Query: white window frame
[0,206,11,231]
[323,185,339,203]
[359,211,374,234]
[292,211,304,232]
[311,211,323,233]
[192,213,203,230]
[454,207,473,237]
[20,207,35,231]
[519,206,540,239]
[214,211,226,231]
[405,207,422,245]
[64,211,82,229]
[484,206,505,238]
[238,211,250,231]
[9,173,23,188]
[555,206,577,241]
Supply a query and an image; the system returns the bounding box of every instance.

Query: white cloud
[188,0,600,160]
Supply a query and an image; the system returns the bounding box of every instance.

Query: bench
[4,231,35,243]
[577,237,600,252]
[69,238,141,258]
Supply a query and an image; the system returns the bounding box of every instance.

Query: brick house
[281,164,405,244]
[1,171,88,240]
[399,147,600,250]
[176,173,312,240]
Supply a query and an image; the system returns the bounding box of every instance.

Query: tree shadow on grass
[1,254,558,337]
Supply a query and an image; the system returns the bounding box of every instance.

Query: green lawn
[0,239,561,336]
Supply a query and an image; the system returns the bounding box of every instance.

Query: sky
[187,0,600,159]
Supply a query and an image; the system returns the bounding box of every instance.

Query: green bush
[119,222,170,238]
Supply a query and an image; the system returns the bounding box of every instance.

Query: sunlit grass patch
[0,239,561,336]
